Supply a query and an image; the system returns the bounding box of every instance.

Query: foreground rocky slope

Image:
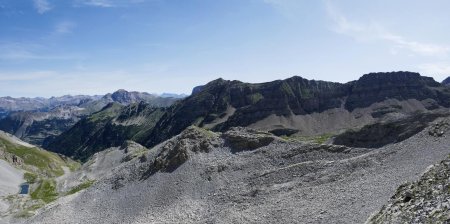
[367,154,450,223]
[20,113,450,223]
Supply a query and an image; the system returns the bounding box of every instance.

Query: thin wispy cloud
[0,71,55,81]
[0,42,80,61]
[33,0,52,14]
[262,0,301,19]
[0,69,191,97]
[0,42,43,60]
[74,0,115,8]
[325,1,450,57]
[54,21,76,34]
[73,0,149,8]
[418,63,450,79]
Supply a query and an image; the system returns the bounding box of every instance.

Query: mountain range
[0,72,449,223]
[43,72,450,161]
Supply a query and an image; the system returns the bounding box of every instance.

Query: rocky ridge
[144,72,450,149]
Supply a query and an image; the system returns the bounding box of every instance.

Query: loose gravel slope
[23,118,450,224]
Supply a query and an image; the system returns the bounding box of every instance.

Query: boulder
[223,127,276,151]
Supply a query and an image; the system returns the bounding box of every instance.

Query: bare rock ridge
[144,71,450,147]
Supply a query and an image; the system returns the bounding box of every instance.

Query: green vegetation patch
[0,138,63,176]
[192,126,218,138]
[66,180,95,195]
[24,172,38,184]
[247,93,264,104]
[14,203,44,218]
[31,179,58,203]
[283,133,334,144]
[0,137,80,177]
[89,103,123,122]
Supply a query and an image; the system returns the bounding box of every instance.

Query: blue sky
[1,0,450,97]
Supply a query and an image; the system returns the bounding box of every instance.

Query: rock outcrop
[223,127,276,151]
[141,126,219,178]
[333,112,448,148]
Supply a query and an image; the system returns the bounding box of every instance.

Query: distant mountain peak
[442,77,450,86]
[114,89,128,93]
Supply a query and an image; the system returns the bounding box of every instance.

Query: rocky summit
[0,72,450,224]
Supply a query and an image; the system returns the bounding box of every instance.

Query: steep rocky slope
[44,102,166,161]
[19,114,450,223]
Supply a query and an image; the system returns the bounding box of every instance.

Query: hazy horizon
[1,0,450,97]
[0,71,448,98]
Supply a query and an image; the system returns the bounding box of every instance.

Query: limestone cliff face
[144,72,450,148]
[143,77,350,147]
[345,72,448,110]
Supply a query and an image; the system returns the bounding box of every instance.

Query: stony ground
[18,117,450,224]
[0,159,23,224]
